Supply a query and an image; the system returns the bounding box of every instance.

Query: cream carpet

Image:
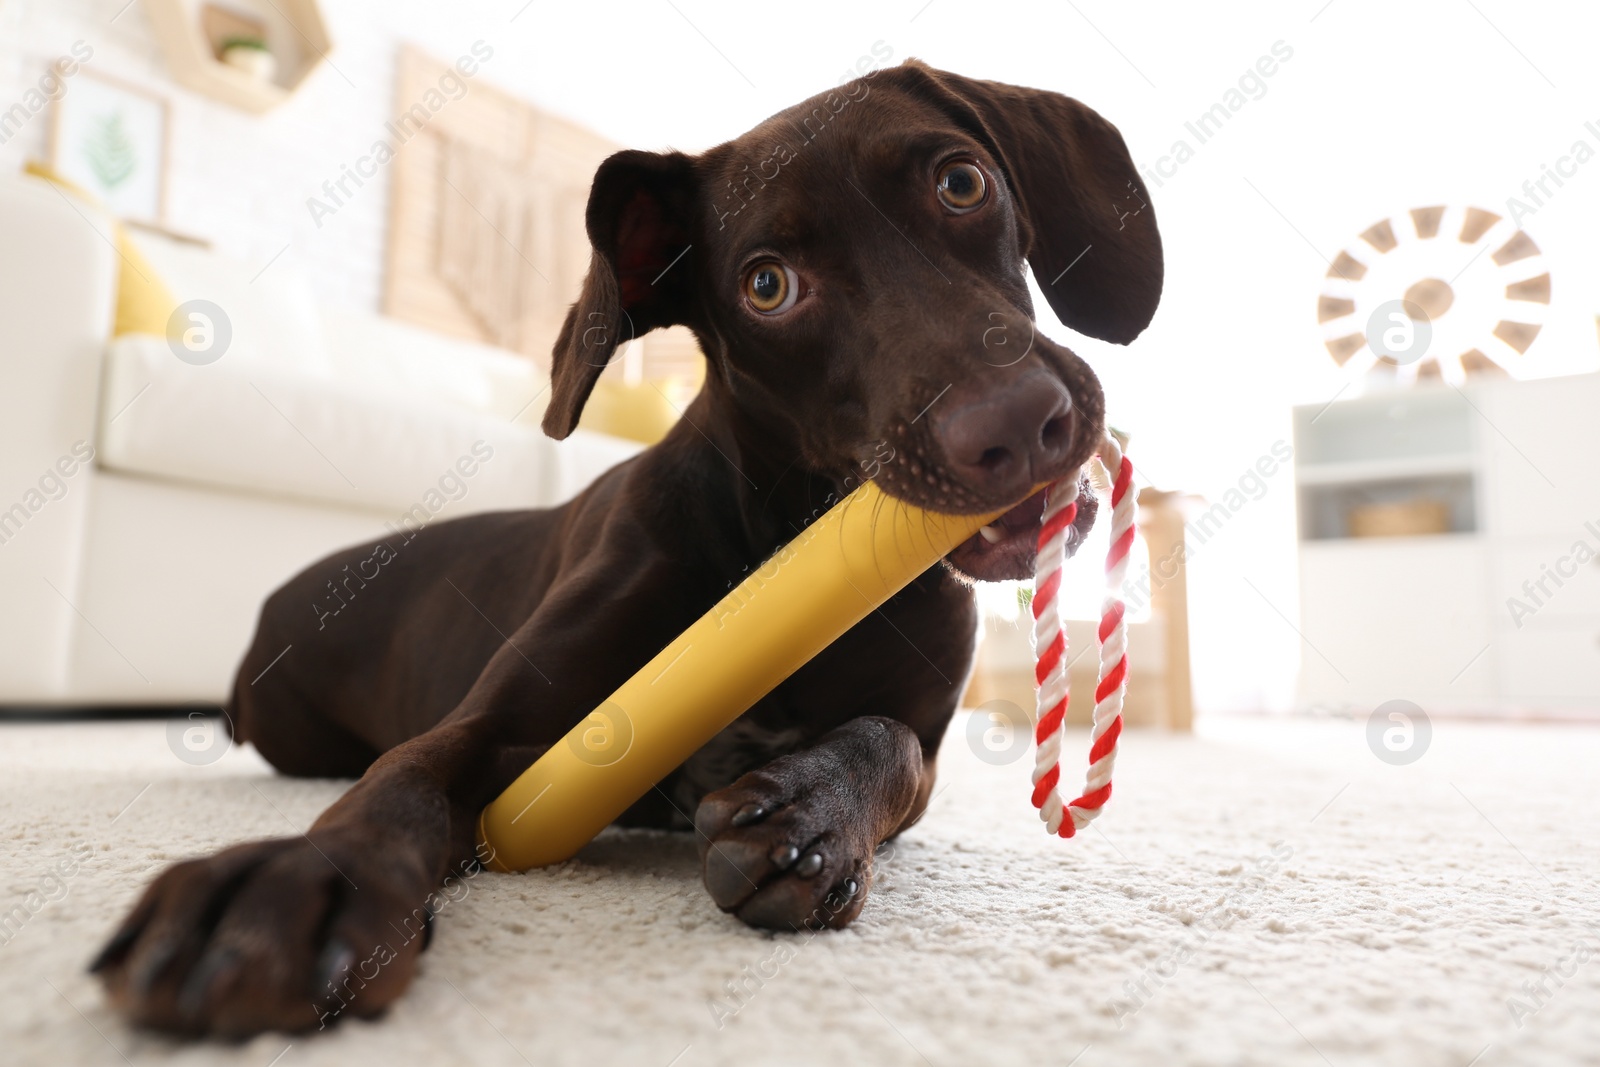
[1,714,1596,1067]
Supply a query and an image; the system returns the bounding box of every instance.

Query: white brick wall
[0,0,481,311]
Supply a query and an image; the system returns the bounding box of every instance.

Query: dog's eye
[744,261,797,315]
[936,160,987,212]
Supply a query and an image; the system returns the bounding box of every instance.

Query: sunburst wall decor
[1317,206,1550,384]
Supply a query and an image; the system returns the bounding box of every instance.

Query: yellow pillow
[23,161,177,337]
[108,231,174,337]
[578,378,685,444]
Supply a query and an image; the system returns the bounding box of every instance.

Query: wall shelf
[1294,453,1477,487]
[1298,472,1478,540]
[143,0,332,115]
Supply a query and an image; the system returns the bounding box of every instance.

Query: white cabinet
[1297,536,1495,709]
[1294,373,1600,717]
[1478,376,1600,540]
[1498,622,1600,708]
[1489,544,1600,621]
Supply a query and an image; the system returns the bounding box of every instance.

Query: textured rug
[1,714,1595,1066]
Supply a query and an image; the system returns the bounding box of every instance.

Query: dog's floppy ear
[893,61,1163,344]
[544,150,699,439]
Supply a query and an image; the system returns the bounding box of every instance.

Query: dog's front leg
[694,716,928,931]
[89,689,546,1036]
[91,555,687,1037]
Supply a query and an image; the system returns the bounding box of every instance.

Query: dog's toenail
[771,845,800,869]
[314,939,356,995]
[177,947,240,1020]
[88,922,141,974]
[843,878,859,898]
[731,804,766,827]
[129,938,180,995]
[796,852,823,878]
[419,907,436,952]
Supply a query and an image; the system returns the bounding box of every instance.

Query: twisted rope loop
[1028,433,1133,838]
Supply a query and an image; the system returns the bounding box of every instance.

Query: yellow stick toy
[475,480,1011,872]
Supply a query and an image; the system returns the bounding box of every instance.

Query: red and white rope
[1029,432,1133,838]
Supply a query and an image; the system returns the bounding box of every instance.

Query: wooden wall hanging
[383,46,700,385]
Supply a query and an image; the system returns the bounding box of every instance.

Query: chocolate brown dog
[91,59,1161,1036]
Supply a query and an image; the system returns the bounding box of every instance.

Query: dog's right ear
[544,150,700,439]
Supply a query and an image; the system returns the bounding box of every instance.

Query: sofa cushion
[131,232,333,376]
[318,305,549,422]
[98,335,641,515]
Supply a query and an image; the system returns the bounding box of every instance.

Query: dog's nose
[931,372,1076,501]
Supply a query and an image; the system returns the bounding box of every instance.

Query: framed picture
[49,70,169,224]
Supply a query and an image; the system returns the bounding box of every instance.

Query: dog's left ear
[544,150,700,439]
[892,62,1163,344]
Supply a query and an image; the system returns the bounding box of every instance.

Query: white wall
[3,0,1597,712]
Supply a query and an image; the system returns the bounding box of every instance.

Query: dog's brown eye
[936,160,987,212]
[744,261,797,314]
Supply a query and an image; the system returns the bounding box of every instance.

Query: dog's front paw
[90,833,437,1037]
[694,769,876,932]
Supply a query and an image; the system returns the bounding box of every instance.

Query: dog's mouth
[942,476,1098,583]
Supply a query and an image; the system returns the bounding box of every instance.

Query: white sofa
[0,174,640,706]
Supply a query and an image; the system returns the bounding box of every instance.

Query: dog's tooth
[979,524,1004,544]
